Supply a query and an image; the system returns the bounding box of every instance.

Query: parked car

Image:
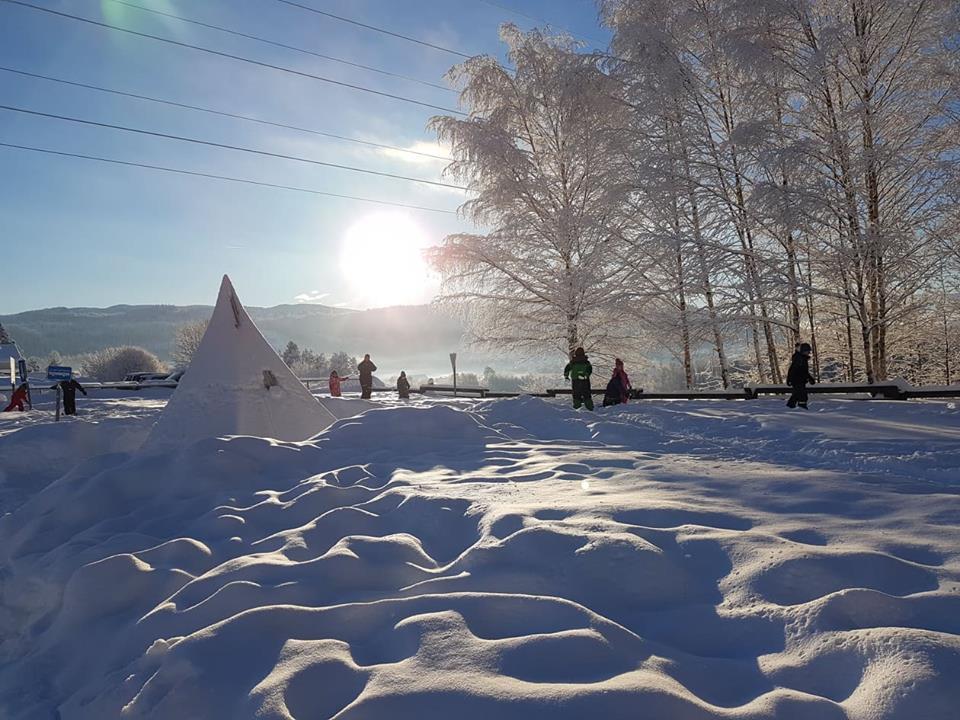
[124,372,170,382]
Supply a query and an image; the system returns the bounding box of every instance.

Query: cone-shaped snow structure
[144,275,336,450]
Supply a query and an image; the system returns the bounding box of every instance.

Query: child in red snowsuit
[603,359,632,407]
[613,359,632,403]
[328,370,350,397]
[3,383,28,412]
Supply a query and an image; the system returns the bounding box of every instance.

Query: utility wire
[469,0,607,45]
[0,104,467,190]
[102,0,454,93]
[0,1,465,116]
[0,66,452,161]
[0,141,457,213]
[271,0,475,59]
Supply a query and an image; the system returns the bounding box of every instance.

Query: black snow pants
[786,383,808,408]
[63,393,77,415]
[572,379,594,410]
[360,383,372,400]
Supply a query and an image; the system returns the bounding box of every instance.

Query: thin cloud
[294,291,330,304]
[377,140,452,165]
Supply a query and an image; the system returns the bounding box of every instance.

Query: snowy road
[1,396,958,718]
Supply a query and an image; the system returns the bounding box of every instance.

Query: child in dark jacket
[563,347,594,410]
[397,371,411,400]
[786,343,815,409]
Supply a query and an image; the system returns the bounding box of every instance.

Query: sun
[340,212,435,307]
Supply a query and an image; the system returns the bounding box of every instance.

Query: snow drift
[1,396,958,719]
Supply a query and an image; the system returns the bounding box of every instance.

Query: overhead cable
[0,141,458,213]
[0,66,452,161]
[272,0,475,59]
[0,1,465,115]
[102,0,454,92]
[0,104,467,190]
[469,0,607,45]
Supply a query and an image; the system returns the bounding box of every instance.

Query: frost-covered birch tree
[427,2,958,387]
[601,0,959,386]
[430,26,636,356]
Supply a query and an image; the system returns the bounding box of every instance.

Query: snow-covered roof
[143,275,336,450]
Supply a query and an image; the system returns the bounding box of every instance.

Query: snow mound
[1,398,958,718]
[316,396,377,420]
[317,404,498,451]
[144,275,335,450]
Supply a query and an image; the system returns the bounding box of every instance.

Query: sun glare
[340,212,435,307]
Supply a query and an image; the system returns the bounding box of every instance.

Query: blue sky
[0,0,609,313]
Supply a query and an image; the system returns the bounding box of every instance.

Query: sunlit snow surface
[1,393,959,719]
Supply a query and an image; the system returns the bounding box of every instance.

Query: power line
[0,66,452,161]
[271,0,475,59]
[102,0,454,93]
[469,0,607,46]
[0,141,458,213]
[0,104,467,190]
[0,0,465,116]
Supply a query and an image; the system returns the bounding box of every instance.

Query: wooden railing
[23,377,960,402]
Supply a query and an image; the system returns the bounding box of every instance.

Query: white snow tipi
[144,275,336,450]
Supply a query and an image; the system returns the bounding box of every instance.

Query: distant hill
[0,303,499,375]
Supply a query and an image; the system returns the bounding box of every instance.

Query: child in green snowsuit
[563,347,594,410]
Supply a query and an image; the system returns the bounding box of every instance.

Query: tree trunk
[676,119,730,389]
[941,271,952,385]
[802,244,820,379]
[853,1,887,381]
[687,188,730,389]
[566,317,578,358]
[845,302,857,383]
[676,242,694,389]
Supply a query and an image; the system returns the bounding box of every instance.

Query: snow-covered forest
[430,0,960,388]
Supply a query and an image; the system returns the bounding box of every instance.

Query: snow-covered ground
[1,394,959,719]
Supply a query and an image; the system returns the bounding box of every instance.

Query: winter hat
[799,342,812,354]
[573,347,587,361]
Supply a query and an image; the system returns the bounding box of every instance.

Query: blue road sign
[47,365,72,381]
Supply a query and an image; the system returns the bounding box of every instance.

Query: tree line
[15,324,366,382]
[279,342,358,378]
[429,0,959,388]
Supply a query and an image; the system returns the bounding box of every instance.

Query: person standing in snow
[357,354,377,400]
[786,342,815,409]
[328,370,349,397]
[55,377,87,416]
[397,371,411,400]
[603,358,632,407]
[563,347,594,410]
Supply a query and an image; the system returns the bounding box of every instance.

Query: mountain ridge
[0,302,477,374]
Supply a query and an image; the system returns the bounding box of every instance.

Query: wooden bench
[547,384,914,401]
[633,390,747,400]
[901,386,960,399]
[419,384,489,398]
[545,388,610,397]
[746,383,906,400]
